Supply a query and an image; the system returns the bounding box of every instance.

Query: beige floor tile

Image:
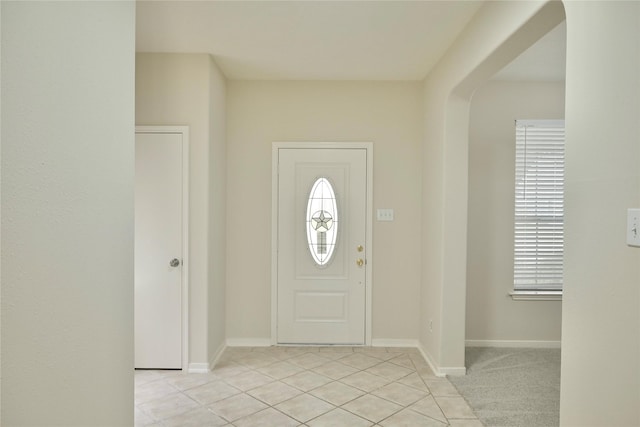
[372,382,427,406]
[318,346,354,353]
[235,353,282,369]
[216,351,246,363]
[222,370,273,391]
[397,372,429,391]
[409,396,448,424]
[309,380,365,406]
[284,346,319,356]
[208,393,269,422]
[311,360,359,380]
[184,380,241,405]
[386,347,417,353]
[342,394,402,423]
[339,353,382,370]
[255,347,293,360]
[378,408,448,426]
[416,365,438,379]
[244,346,269,351]
[287,352,332,369]
[134,346,482,427]
[256,360,305,379]
[165,372,218,391]
[134,407,156,427]
[353,346,388,353]
[307,408,373,427]
[275,393,336,423]
[448,419,485,427]
[210,361,250,379]
[281,370,332,392]
[137,392,200,422]
[247,380,303,405]
[270,351,300,361]
[135,370,164,386]
[154,369,187,379]
[433,396,476,419]
[339,371,390,392]
[135,380,179,404]
[388,354,416,369]
[366,361,413,381]
[250,346,286,355]
[354,349,398,361]
[424,378,461,397]
[315,353,352,361]
[161,406,227,427]
[233,407,301,427]
[409,353,430,368]
[222,347,253,355]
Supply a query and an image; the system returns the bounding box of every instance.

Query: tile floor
[135,346,483,426]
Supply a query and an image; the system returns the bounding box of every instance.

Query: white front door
[135,131,183,369]
[276,147,369,344]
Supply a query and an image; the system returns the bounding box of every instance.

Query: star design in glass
[311,210,333,231]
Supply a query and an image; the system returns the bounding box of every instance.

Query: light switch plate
[377,208,394,221]
[627,208,640,247]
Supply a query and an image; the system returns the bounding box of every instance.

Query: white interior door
[135,131,183,369]
[277,147,368,344]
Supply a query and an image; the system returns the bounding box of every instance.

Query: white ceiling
[136,1,483,80]
[136,1,565,82]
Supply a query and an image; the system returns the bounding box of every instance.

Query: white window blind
[514,120,565,291]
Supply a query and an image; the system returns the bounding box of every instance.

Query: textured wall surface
[1,2,135,425]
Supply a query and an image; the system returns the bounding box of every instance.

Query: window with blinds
[514,120,565,292]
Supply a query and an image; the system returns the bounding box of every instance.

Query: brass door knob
[356,258,364,267]
[357,245,364,252]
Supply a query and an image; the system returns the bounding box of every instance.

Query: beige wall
[226,81,423,342]
[466,81,564,344]
[1,3,3,421]
[207,55,227,363]
[421,0,639,422]
[1,2,135,424]
[136,53,227,367]
[560,1,640,425]
[420,0,565,374]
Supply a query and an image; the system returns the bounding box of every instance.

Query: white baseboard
[209,341,227,370]
[371,338,420,348]
[416,344,444,377]
[187,362,210,373]
[374,339,466,376]
[417,342,466,377]
[226,338,272,347]
[439,366,467,376]
[466,339,561,349]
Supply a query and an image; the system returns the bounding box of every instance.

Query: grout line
[134,346,481,427]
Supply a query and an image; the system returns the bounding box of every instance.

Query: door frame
[271,142,373,346]
[135,125,190,370]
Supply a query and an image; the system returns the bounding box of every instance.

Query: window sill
[509,291,563,301]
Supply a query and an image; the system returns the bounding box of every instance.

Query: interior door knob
[169,258,180,267]
[356,258,364,267]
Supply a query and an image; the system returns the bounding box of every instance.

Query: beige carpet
[448,347,561,427]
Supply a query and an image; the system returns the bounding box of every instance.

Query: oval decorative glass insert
[306,177,338,266]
